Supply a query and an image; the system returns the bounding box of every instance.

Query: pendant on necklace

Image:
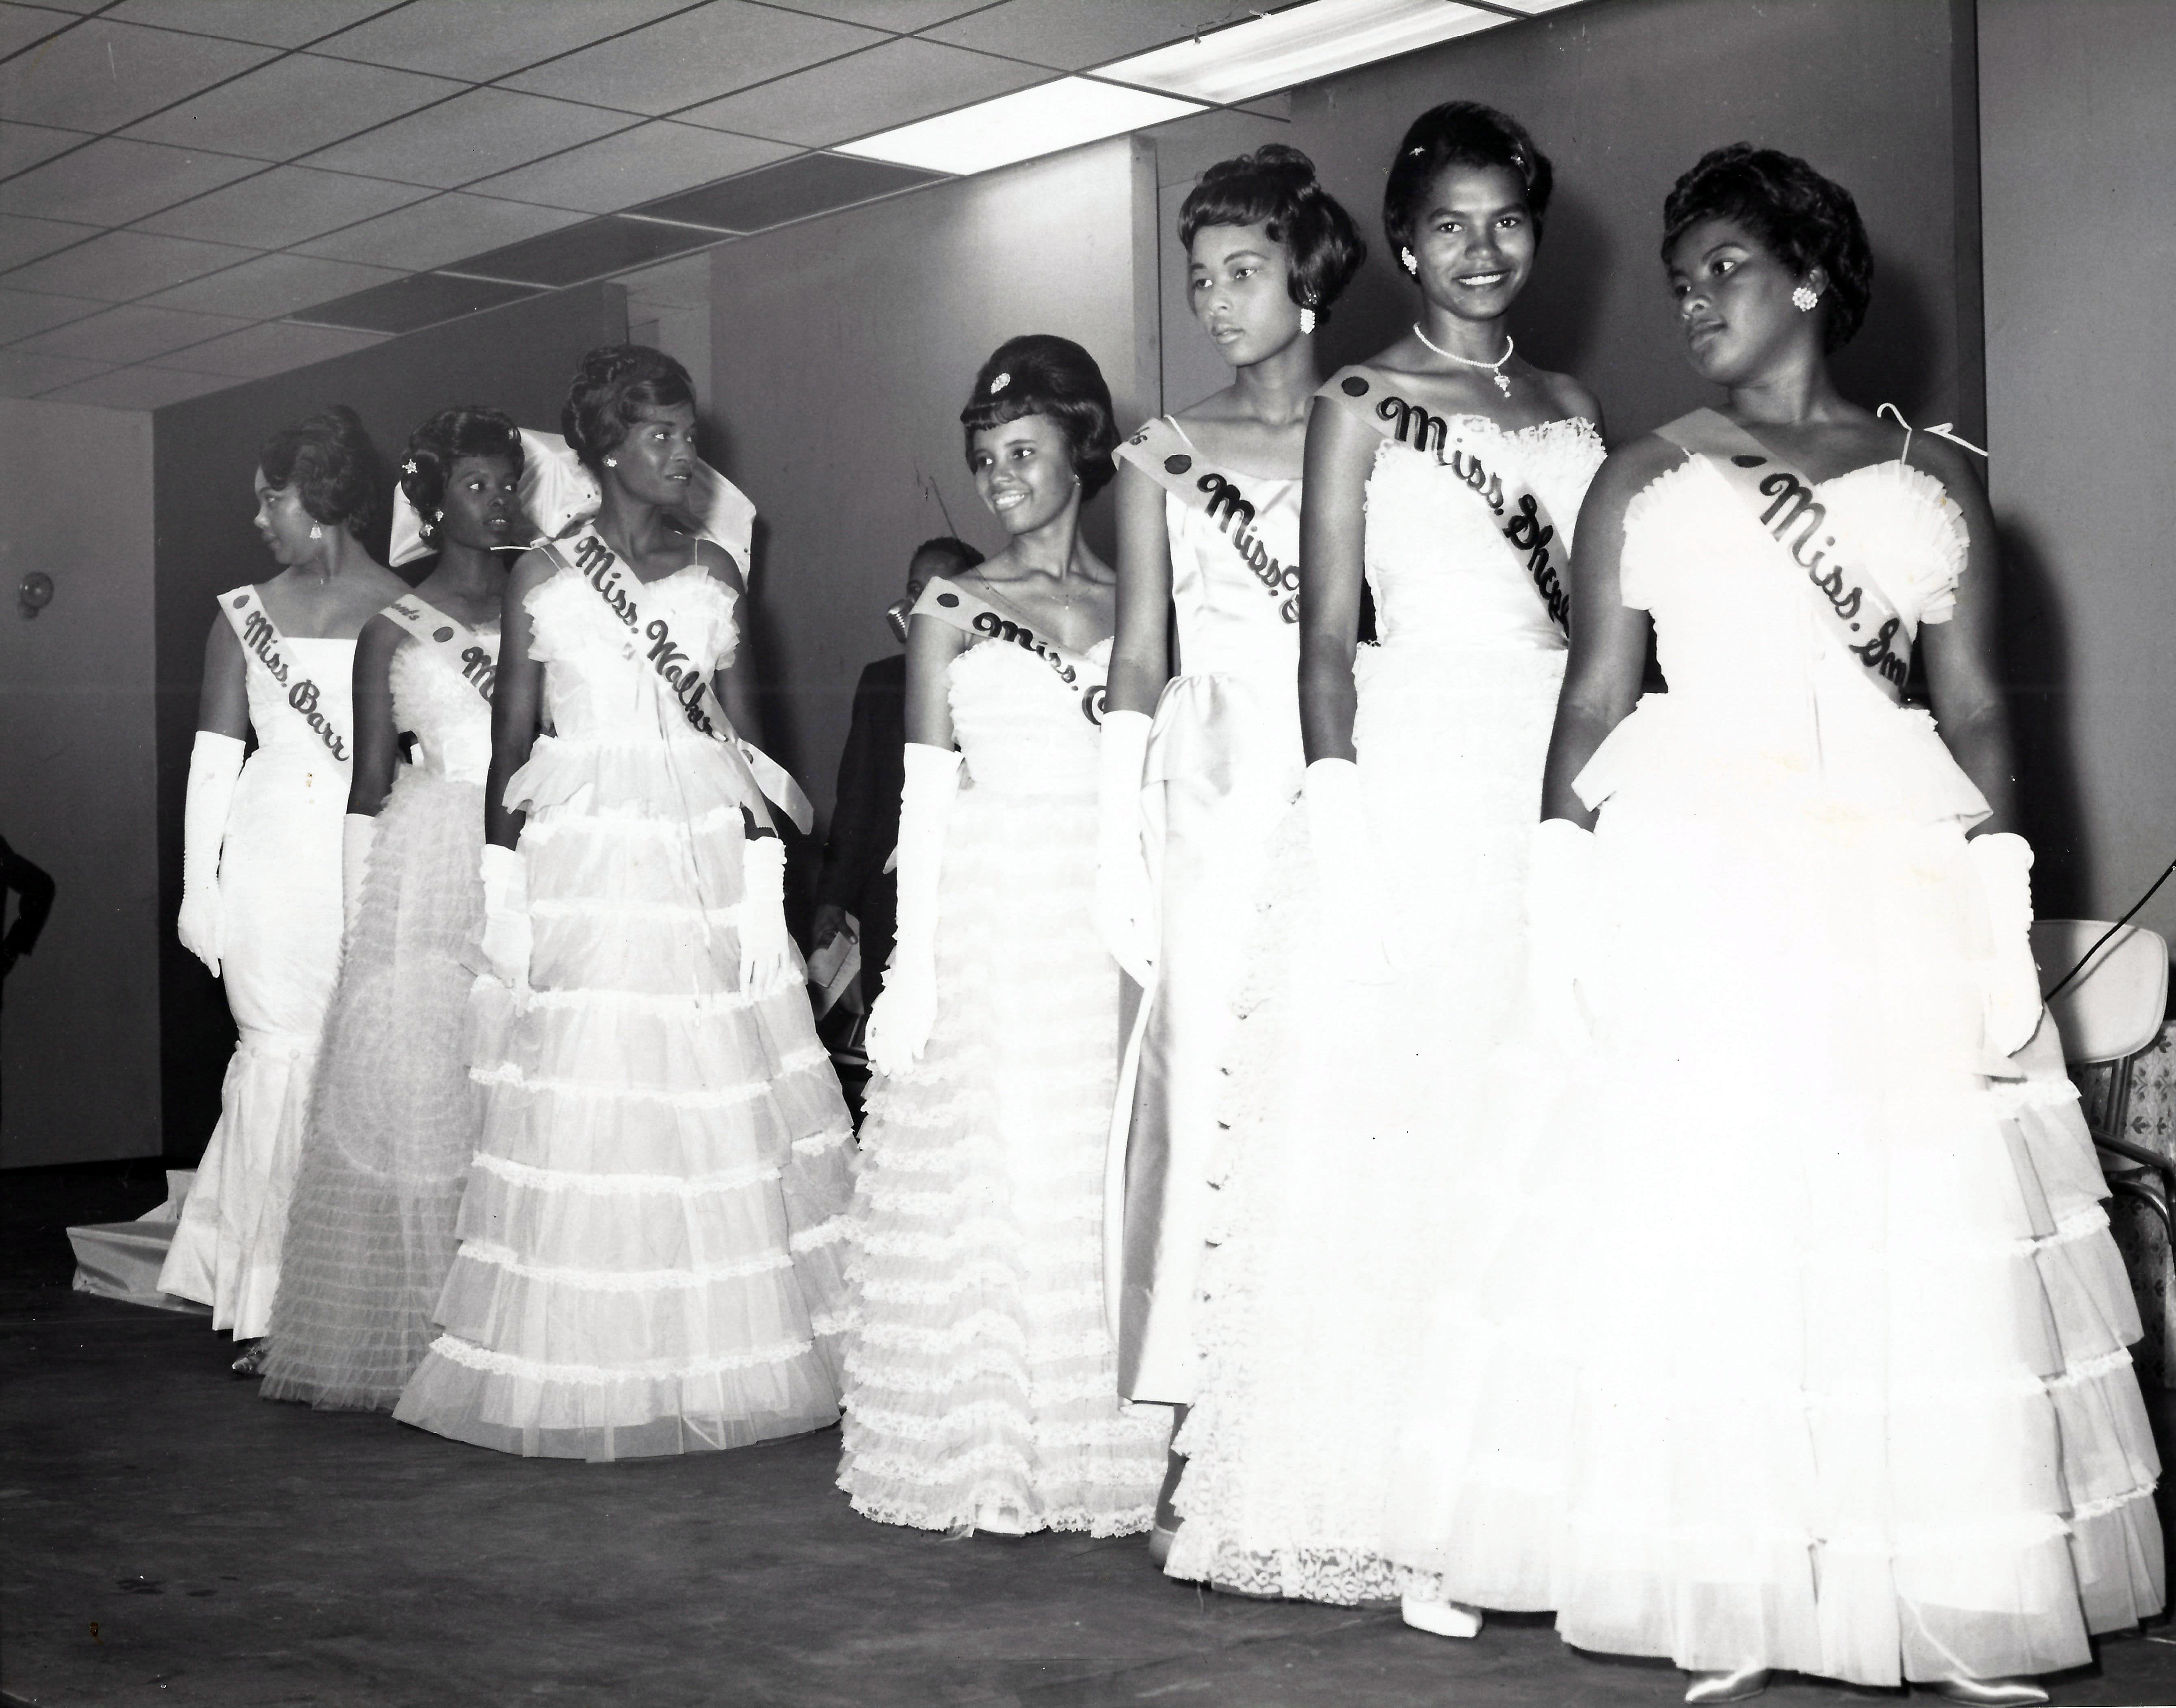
[1492,372,1511,396]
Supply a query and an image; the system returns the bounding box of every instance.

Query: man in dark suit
[812,536,983,1010]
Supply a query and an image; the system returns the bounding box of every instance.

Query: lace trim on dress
[422,1332,813,1385]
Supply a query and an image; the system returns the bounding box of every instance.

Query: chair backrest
[2034,919,2171,1065]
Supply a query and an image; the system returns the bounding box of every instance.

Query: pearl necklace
[1413,323,1514,395]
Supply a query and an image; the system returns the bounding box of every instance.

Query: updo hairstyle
[1179,143,1366,322]
[258,404,383,538]
[400,406,524,541]
[562,344,696,471]
[1661,143,1872,350]
[1384,101,1554,255]
[960,335,1119,502]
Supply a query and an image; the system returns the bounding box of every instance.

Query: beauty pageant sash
[1319,365,1573,637]
[543,522,813,833]
[220,585,351,762]
[381,595,498,705]
[1654,409,1910,702]
[1116,417,1300,624]
[911,575,1109,727]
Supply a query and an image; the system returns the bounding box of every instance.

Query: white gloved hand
[478,843,532,990]
[1092,709,1157,984]
[1524,817,1599,1046]
[179,731,245,977]
[865,743,963,1075]
[341,813,378,943]
[1969,831,2043,1058]
[738,832,794,999]
[1302,758,1395,983]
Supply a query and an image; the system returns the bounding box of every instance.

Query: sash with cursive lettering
[1115,417,1301,624]
[911,576,1109,727]
[1318,365,1574,637]
[380,595,498,705]
[1653,409,1912,702]
[541,522,814,833]
[220,585,352,762]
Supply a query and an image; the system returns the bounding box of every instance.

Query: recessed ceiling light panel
[837,77,1202,177]
[1098,0,1505,106]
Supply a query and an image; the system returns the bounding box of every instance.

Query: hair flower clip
[401,458,419,473]
[989,372,1011,395]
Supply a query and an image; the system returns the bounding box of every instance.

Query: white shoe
[973,1503,1026,1537]
[1400,1593,1482,1639]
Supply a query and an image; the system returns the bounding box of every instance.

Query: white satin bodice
[1163,460,1302,687]
[391,630,497,785]
[243,636,354,773]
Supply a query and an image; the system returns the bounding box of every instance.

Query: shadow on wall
[1999,516,2089,919]
[1513,186,1616,384]
[1835,242,1943,424]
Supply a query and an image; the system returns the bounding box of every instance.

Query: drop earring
[1791,283,1820,313]
[1298,302,1317,337]
[1401,248,1417,276]
[309,522,323,540]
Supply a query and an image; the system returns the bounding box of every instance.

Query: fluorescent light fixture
[1098,0,1506,106]
[838,77,1204,177]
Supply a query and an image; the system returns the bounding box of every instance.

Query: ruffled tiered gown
[262,624,495,1410]
[839,638,1169,1535]
[161,627,353,1340]
[1166,417,1605,1601]
[1385,456,2163,1685]
[394,561,855,1461]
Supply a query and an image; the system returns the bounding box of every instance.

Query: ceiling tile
[134,164,433,249]
[0,286,102,344]
[103,1,405,48]
[0,348,108,396]
[0,119,94,179]
[302,86,637,188]
[679,38,1044,147]
[1,228,254,301]
[0,212,99,272]
[0,138,262,227]
[636,151,939,232]
[142,251,399,318]
[466,122,795,216]
[502,1,883,117]
[0,19,277,132]
[291,190,586,271]
[13,301,251,362]
[287,270,541,333]
[125,52,465,161]
[763,0,993,27]
[312,0,699,84]
[148,317,387,376]
[926,0,1258,69]
[43,364,239,407]
[0,5,76,58]
[449,216,717,288]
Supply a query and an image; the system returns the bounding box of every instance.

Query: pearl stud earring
[604,456,617,467]
[1791,283,1820,313]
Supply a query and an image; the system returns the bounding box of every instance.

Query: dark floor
[5,1164,2174,1708]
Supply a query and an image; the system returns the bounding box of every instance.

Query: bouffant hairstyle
[1179,143,1366,322]
[1661,143,1873,351]
[1383,101,1554,255]
[258,405,382,538]
[400,406,524,540]
[913,535,984,573]
[959,335,1119,502]
[561,344,696,471]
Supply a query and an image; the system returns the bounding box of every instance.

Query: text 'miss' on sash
[221,585,352,762]
[1319,365,1573,638]
[544,521,813,834]
[911,576,1110,727]
[1654,409,1912,702]
[1116,417,1300,624]
[381,595,498,705]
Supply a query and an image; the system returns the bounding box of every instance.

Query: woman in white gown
[1095,147,1365,1555]
[394,347,854,1461]
[1386,145,2162,1705]
[164,408,409,1365]
[262,408,522,1410]
[840,336,1168,1537]
[1163,106,1604,1621]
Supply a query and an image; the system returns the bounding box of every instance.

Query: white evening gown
[839,637,1169,1535]
[394,560,855,1460]
[1385,455,2163,1685]
[1166,413,1605,1600]
[262,619,494,1409]
[160,619,352,1339]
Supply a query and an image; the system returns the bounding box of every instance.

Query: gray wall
[1,398,161,1168]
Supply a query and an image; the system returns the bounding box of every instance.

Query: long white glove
[1969,831,2043,1057]
[1524,817,1598,1046]
[865,743,963,1075]
[1092,709,1157,985]
[1302,758,1394,983]
[478,843,532,990]
[342,813,378,942]
[738,832,794,999]
[178,731,244,977]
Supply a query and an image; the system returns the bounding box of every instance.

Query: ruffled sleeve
[521,566,581,664]
[1835,461,1971,628]
[1615,459,1704,613]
